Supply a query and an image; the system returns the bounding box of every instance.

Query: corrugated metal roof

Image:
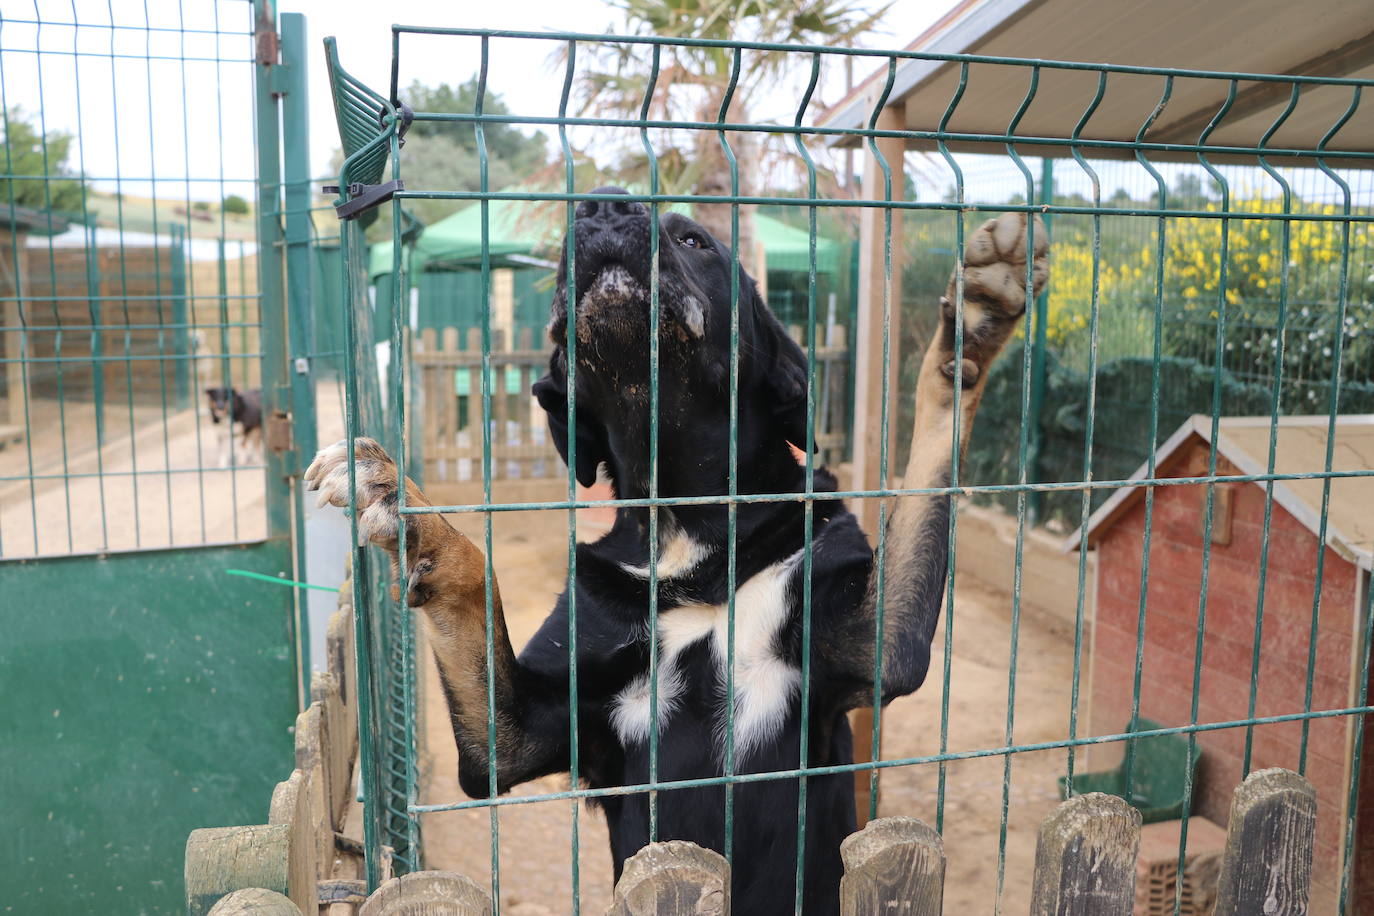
[821,0,1374,167]
[1070,414,1374,571]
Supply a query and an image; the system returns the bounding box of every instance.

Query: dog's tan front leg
[305,438,527,792]
[832,213,1048,707]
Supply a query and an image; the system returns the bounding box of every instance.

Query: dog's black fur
[519,192,877,908]
[307,188,1043,913]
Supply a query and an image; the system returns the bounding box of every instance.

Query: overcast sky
[3,0,958,202]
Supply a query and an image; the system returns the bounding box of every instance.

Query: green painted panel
[1,540,298,915]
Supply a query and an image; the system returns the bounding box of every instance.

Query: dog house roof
[1067,414,1374,571]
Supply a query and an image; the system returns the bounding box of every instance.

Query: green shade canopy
[370,198,841,278]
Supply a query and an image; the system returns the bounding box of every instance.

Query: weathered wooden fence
[412,327,556,489]
[186,754,1317,914]
[411,323,850,496]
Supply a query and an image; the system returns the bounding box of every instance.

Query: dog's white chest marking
[610,551,802,762]
[619,528,708,580]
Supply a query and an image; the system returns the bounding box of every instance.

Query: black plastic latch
[321,180,405,221]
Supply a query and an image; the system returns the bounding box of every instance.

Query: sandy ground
[0,381,349,559]
[415,509,1082,914]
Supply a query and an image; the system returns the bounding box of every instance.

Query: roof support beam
[849,106,906,826]
[1150,28,1374,144]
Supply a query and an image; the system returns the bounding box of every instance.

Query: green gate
[0,2,313,912]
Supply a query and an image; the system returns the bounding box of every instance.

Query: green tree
[566,0,888,255]
[332,79,548,237]
[222,194,249,215]
[0,107,85,214]
[403,78,548,175]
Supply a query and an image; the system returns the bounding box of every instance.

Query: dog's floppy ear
[749,284,813,452]
[532,353,610,489]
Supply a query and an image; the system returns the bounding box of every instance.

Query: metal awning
[820,0,1374,167]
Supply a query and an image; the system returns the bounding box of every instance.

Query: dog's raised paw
[304,437,402,547]
[953,212,1049,323]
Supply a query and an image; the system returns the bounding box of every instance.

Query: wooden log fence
[187,743,1318,915]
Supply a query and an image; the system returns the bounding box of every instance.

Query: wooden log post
[185,824,292,916]
[312,671,355,829]
[839,815,945,915]
[607,841,730,916]
[358,871,493,915]
[1213,768,1316,916]
[1030,792,1141,916]
[290,702,334,879]
[207,887,303,915]
[268,767,321,915]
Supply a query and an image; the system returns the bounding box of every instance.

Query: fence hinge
[254,0,278,66]
[268,61,292,97]
[266,410,293,455]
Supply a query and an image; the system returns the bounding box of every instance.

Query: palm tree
[563,0,888,264]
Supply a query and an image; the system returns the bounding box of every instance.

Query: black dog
[205,386,263,468]
[307,189,1046,913]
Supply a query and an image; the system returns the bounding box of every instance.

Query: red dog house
[1073,414,1373,912]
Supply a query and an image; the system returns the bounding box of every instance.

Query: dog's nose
[576,186,646,222]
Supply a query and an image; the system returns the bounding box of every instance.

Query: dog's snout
[576,186,646,222]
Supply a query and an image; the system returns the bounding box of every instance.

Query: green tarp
[369,198,841,278]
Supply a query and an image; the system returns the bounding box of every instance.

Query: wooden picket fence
[410,323,851,500]
[412,327,557,490]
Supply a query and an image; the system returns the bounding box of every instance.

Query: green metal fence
[325,28,1374,914]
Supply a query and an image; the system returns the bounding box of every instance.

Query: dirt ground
[416,508,1083,913]
[0,380,348,558]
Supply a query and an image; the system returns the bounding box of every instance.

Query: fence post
[207,887,303,915]
[1026,155,1053,525]
[839,815,945,915]
[608,840,730,916]
[185,824,292,916]
[268,767,321,915]
[280,10,318,708]
[1030,792,1140,916]
[358,872,493,915]
[1212,768,1316,916]
[251,0,291,542]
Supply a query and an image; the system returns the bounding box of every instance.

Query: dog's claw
[304,437,398,513]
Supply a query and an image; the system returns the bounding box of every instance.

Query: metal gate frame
[0,2,311,912]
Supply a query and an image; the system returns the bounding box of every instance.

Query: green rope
[225,568,340,592]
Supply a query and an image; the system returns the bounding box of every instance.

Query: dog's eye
[678,233,708,250]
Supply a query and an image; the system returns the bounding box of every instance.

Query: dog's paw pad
[955,213,1049,321]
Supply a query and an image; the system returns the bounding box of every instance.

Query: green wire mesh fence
[324,27,1374,915]
[0,0,278,559]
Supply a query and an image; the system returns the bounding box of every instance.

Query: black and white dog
[307,189,1046,913]
[205,386,263,468]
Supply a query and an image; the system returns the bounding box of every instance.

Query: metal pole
[253,0,290,541]
[280,11,317,707]
[1026,156,1053,524]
